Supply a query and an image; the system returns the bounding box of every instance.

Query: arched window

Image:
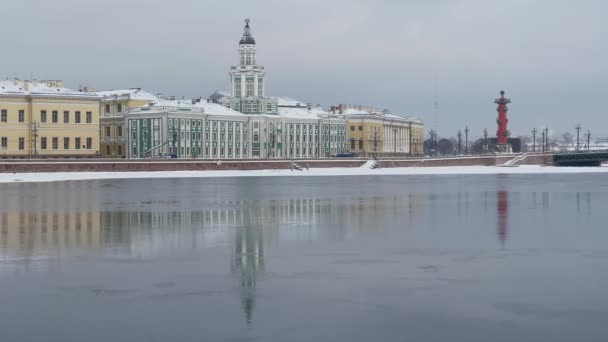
[246,54,252,65]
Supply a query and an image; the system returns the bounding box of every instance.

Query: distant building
[95,88,158,158]
[333,104,424,157]
[0,79,101,158]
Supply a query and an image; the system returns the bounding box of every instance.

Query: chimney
[56,80,64,88]
[23,80,30,91]
[307,103,312,110]
[13,77,19,85]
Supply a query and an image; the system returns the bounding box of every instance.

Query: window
[63,111,69,123]
[0,109,6,122]
[117,104,122,113]
[75,138,81,150]
[117,145,122,155]
[52,137,58,150]
[266,103,272,112]
[105,126,111,137]
[41,110,47,123]
[64,137,70,149]
[246,78,254,97]
[246,53,252,65]
[1,137,7,149]
[18,110,25,123]
[351,126,355,131]
[75,111,81,124]
[41,137,47,150]
[258,78,264,97]
[19,137,25,150]
[234,78,242,97]
[359,140,363,149]
[359,126,363,131]
[117,125,122,137]
[52,111,58,123]
[86,112,92,123]
[105,104,110,114]
[86,138,92,149]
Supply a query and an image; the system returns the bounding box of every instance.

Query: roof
[0,79,99,98]
[145,99,248,117]
[271,96,308,107]
[343,107,423,123]
[95,88,158,101]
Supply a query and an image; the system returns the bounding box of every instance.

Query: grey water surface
[1,174,608,341]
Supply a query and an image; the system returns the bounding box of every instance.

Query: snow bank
[1,165,608,184]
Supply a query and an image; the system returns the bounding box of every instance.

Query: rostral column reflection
[497,190,508,246]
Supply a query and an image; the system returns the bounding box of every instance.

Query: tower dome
[239,18,256,45]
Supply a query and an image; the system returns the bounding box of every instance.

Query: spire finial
[245,18,250,26]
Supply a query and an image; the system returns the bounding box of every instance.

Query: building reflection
[497,191,508,246]
[1,195,424,259]
[1,190,425,318]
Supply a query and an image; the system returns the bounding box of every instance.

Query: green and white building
[127,100,250,159]
[126,19,347,160]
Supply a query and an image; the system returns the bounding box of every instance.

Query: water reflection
[232,224,264,324]
[0,193,426,265]
[497,191,508,246]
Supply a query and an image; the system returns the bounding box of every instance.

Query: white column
[254,75,259,98]
[241,75,246,98]
[239,122,243,158]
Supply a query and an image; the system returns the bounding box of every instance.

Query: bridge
[553,150,608,166]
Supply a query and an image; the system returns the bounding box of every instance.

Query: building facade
[126,100,251,159]
[96,88,157,158]
[0,79,101,158]
[126,98,347,159]
[335,104,424,157]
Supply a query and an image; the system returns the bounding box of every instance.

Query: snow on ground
[1,165,608,184]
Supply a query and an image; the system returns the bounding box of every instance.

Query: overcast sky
[2,0,607,138]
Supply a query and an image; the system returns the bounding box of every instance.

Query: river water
[1,174,608,341]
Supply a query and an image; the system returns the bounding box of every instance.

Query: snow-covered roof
[0,79,99,98]
[342,107,422,123]
[272,96,309,107]
[143,99,248,117]
[95,88,158,101]
[211,89,231,98]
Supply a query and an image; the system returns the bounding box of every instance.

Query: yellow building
[0,79,101,158]
[94,89,158,158]
[334,104,424,157]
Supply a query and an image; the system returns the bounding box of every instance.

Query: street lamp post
[483,128,488,154]
[545,126,549,151]
[532,128,537,152]
[457,130,462,155]
[541,131,546,153]
[575,124,581,151]
[464,126,469,155]
[586,130,591,151]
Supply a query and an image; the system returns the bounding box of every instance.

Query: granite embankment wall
[0,154,553,173]
[379,153,553,168]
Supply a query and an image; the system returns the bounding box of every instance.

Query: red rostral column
[495,90,511,148]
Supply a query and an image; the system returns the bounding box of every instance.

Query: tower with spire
[220,19,278,115]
